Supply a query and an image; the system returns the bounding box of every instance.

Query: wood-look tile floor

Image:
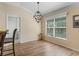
[3,40,79,56]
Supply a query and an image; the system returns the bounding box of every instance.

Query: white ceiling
[4,2,76,15]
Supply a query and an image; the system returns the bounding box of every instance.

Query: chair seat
[4,38,13,43]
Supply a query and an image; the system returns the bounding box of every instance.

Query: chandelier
[33,2,42,23]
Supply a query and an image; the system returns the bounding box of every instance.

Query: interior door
[6,16,20,39]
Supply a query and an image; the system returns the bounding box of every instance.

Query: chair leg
[13,43,15,56]
[1,47,3,56]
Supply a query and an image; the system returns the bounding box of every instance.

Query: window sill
[48,35,67,40]
[54,37,67,40]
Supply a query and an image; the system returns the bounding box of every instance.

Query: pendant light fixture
[33,2,42,23]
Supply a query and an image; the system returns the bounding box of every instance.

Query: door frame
[5,14,21,39]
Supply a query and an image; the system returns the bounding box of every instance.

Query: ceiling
[4,2,76,15]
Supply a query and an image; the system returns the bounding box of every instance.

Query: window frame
[46,13,67,40]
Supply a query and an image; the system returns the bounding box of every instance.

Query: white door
[6,16,20,39]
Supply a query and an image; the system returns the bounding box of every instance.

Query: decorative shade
[33,2,42,23]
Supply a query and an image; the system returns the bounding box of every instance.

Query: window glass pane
[47,20,54,27]
[55,28,66,38]
[47,28,53,36]
[55,17,66,27]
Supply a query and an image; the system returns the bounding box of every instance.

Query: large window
[47,14,67,39]
[47,20,54,36]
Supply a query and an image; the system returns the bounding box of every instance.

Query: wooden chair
[4,28,17,56]
[0,32,6,56]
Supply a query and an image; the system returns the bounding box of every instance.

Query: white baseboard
[44,39,79,52]
[20,35,39,43]
[66,46,79,52]
[20,38,38,43]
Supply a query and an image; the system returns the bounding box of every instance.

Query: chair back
[0,32,6,47]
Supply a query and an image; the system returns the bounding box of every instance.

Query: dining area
[0,27,17,56]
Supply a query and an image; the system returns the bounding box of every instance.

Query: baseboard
[20,38,38,43]
[20,36,39,43]
[66,46,79,52]
[44,39,79,52]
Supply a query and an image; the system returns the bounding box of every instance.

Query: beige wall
[0,3,41,43]
[0,4,5,27]
[41,4,79,52]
